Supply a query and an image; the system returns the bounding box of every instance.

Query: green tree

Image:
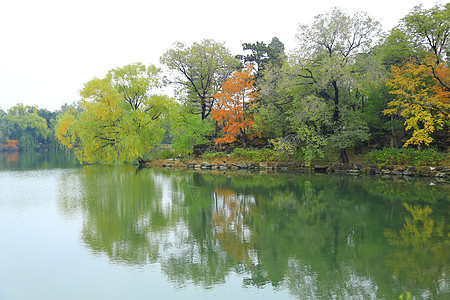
[236,37,285,83]
[160,39,239,120]
[167,101,214,154]
[1,103,49,151]
[400,3,450,62]
[296,7,380,123]
[291,7,379,162]
[256,62,297,138]
[291,95,333,166]
[376,29,418,68]
[258,8,378,163]
[55,63,167,164]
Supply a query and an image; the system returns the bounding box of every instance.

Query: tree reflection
[57,168,449,298]
[212,189,254,268]
[384,203,449,296]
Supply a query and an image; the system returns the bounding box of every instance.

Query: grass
[364,148,448,166]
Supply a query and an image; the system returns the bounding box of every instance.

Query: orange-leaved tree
[212,65,260,146]
[3,139,19,151]
[384,56,450,148]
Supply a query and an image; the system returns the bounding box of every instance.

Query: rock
[353,163,365,170]
[435,172,446,178]
[235,163,248,169]
[200,162,212,169]
[417,167,433,177]
[334,169,348,173]
[164,160,175,168]
[259,162,268,168]
[391,170,403,176]
[367,165,379,174]
[347,169,360,174]
[331,162,341,168]
[248,163,259,169]
[314,165,328,172]
[402,170,414,176]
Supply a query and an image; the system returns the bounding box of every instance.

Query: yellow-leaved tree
[55,63,167,164]
[384,57,449,148]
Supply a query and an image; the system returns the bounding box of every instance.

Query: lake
[0,152,448,299]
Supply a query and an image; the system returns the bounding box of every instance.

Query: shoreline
[141,158,449,180]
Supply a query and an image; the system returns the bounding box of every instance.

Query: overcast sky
[0,0,443,111]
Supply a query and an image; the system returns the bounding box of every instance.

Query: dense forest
[1,4,449,166]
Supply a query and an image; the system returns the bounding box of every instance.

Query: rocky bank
[141,158,449,180]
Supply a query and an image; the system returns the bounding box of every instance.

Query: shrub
[231,148,287,162]
[144,146,181,160]
[202,151,228,160]
[365,148,447,166]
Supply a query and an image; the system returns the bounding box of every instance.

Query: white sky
[0,0,443,111]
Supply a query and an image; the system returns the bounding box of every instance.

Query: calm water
[0,152,448,299]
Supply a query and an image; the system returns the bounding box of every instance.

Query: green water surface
[0,152,448,299]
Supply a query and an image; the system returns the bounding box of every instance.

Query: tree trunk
[332,81,340,123]
[201,100,206,120]
[340,149,349,164]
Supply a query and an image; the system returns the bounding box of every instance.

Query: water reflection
[0,151,76,170]
[384,203,449,296]
[57,167,449,298]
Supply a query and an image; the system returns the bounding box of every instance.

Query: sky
[0,0,443,111]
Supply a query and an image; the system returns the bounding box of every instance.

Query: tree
[400,3,450,61]
[237,37,285,83]
[211,65,259,146]
[383,4,450,149]
[3,139,19,151]
[167,101,214,154]
[55,63,167,164]
[291,95,333,166]
[261,7,378,162]
[384,59,449,148]
[376,28,418,68]
[161,39,239,120]
[1,103,49,151]
[296,7,381,124]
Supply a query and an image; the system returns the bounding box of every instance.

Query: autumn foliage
[384,56,450,148]
[3,139,19,151]
[212,65,260,145]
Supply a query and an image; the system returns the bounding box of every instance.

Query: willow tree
[1,103,49,151]
[161,39,239,120]
[55,63,167,164]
